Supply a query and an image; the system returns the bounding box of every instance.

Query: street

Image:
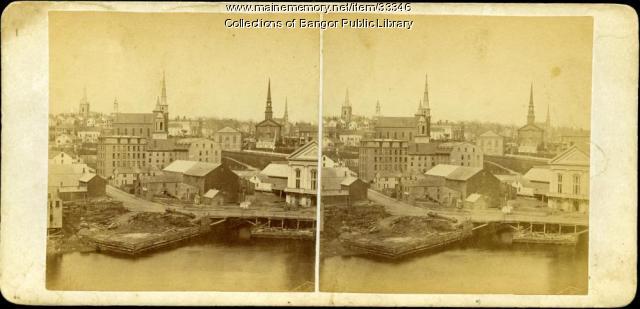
[106,185,166,213]
[367,189,588,226]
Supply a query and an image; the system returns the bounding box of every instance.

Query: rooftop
[425,164,483,181]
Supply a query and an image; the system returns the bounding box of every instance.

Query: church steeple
[113,97,119,114]
[341,88,352,123]
[545,103,551,142]
[79,87,90,117]
[375,99,381,117]
[344,89,350,106]
[283,97,288,123]
[423,73,430,110]
[161,71,167,106]
[264,79,273,120]
[527,82,535,125]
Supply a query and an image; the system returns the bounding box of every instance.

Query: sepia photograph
[320,14,593,294]
[46,11,319,292]
[1,1,637,306]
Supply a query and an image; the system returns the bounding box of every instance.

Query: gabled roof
[148,139,189,151]
[549,144,590,166]
[186,162,222,177]
[523,167,551,183]
[113,113,154,124]
[163,160,198,174]
[287,141,318,161]
[256,118,282,127]
[322,167,356,190]
[260,163,290,178]
[78,173,97,182]
[340,176,359,186]
[216,126,240,134]
[407,141,449,155]
[479,130,502,138]
[203,189,220,198]
[163,160,221,176]
[425,164,482,181]
[465,193,484,202]
[376,116,415,128]
[518,123,544,132]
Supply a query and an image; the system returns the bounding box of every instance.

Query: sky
[49,12,320,122]
[323,15,593,129]
[50,13,592,129]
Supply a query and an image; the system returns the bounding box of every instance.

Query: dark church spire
[265,79,273,120]
[527,82,535,125]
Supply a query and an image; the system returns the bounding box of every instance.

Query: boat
[512,229,579,245]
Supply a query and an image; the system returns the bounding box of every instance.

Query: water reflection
[320,235,588,294]
[47,235,314,292]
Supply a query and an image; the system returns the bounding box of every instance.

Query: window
[573,175,580,194]
[295,169,301,189]
[310,169,317,190]
[557,174,563,193]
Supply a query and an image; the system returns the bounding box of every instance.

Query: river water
[46,234,315,292]
[320,234,588,294]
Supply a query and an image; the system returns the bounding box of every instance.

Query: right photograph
[319,15,592,294]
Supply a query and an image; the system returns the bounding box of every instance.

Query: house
[48,163,106,201]
[79,173,107,198]
[522,166,551,201]
[47,190,63,235]
[340,176,368,202]
[55,134,74,147]
[214,127,243,151]
[136,173,183,199]
[476,130,504,156]
[202,189,225,206]
[424,164,503,208]
[465,193,490,209]
[398,177,442,204]
[49,151,82,165]
[373,171,402,193]
[547,144,590,213]
[284,141,319,208]
[252,162,290,193]
[320,166,358,204]
[77,128,101,143]
[163,160,240,203]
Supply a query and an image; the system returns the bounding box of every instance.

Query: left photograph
[46,11,319,292]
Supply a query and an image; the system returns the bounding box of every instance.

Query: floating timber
[251,227,314,240]
[339,219,474,260]
[78,227,203,255]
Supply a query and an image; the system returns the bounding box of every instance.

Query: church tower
[113,97,119,115]
[152,72,169,140]
[414,74,431,143]
[375,99,381,118]
[159,71,169,115]
[283,97,289,124]
[527,83,535,125]
[282,97,290,135]
[79,87,90,118]
[264,79,273,120]
[545,103,551,143]
[341,89,352,124]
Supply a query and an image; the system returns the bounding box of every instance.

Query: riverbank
[47,199,200,257]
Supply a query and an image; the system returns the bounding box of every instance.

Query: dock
[78,226,203,255]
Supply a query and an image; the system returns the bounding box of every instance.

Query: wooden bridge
[201,207,317,240]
